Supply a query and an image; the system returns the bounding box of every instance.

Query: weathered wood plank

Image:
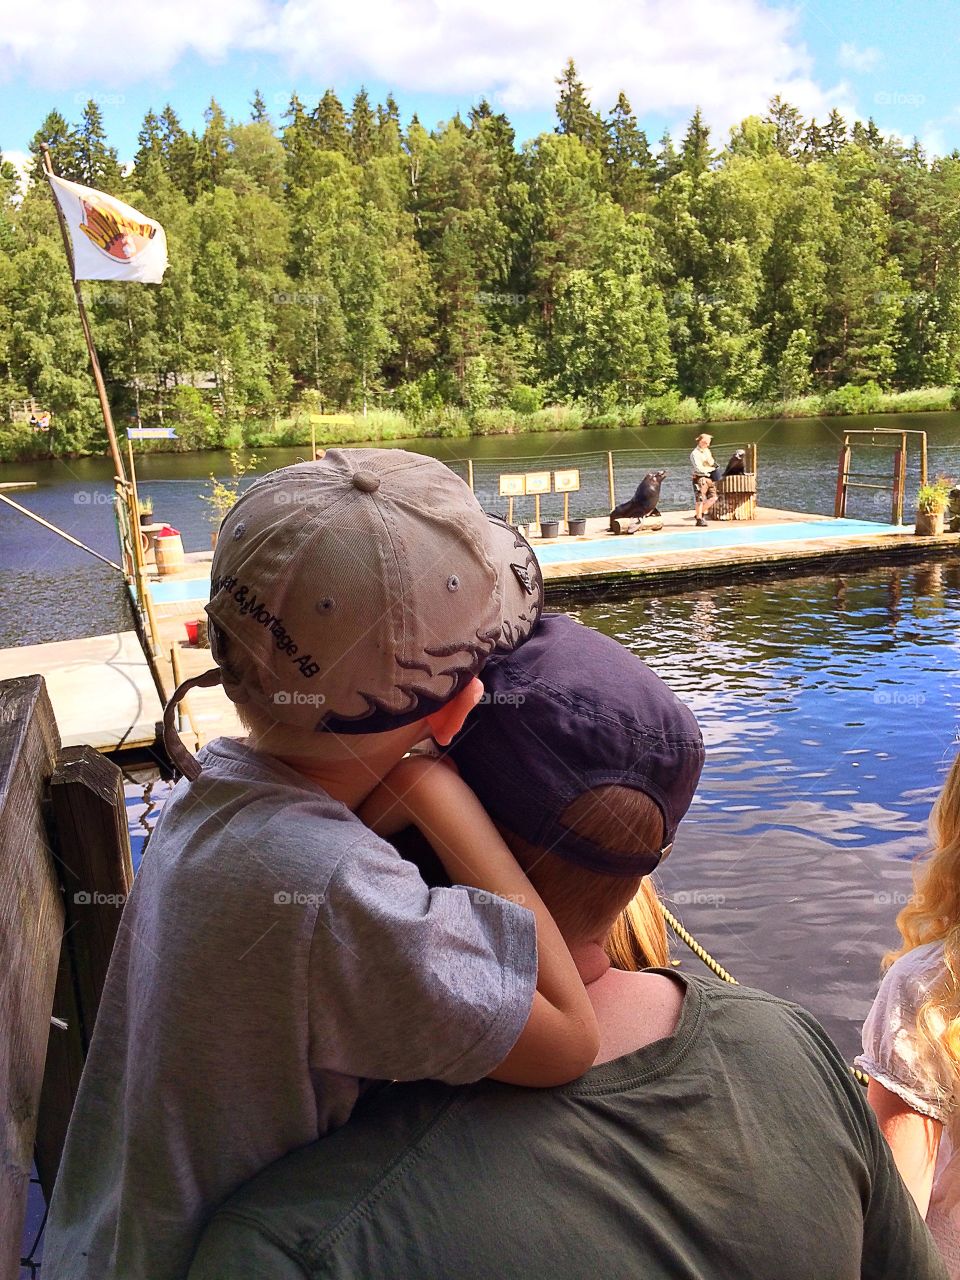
[0,676,61,1280]
[34,747,134,1201]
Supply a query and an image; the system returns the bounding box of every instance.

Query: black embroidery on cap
[511,562,536,593]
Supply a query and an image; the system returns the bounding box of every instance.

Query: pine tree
[29,111,79,183]
[554,59,603,150]
[823,109,848,156]
[765,97,805,158]
[198,99,233,191]
[250,90,270,124]
[680,108,713,178]
[655,130,681,186]
[349,88,376,165]
[313,90,350,154]
[75,100,121,188]
[604,92,654,209]
[133,110,166,193]
[160,106,199,198]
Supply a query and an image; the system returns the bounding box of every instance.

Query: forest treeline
[1,62,960,459]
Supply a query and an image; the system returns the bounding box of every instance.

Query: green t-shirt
[189,972,947,1280]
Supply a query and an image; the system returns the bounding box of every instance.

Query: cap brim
[484,514,544,652]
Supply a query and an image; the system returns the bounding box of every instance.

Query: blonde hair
[886,752,960,1076]
[606,879,670,970]
[500,785,669,961]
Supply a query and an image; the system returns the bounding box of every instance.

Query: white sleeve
[855,946,957,1123]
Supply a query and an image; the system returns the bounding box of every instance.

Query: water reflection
[576,562,960,1061]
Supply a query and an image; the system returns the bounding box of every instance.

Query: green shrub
[876,387,954,414]
[528,404,587,432]
[0,423,41,461]
[702,397,755,423]
[644,392,702,425]
[821,381,883,416]
[471,408,518,436]
[420,406,471,438]
[952,386,960,411]
[507,383,543,414]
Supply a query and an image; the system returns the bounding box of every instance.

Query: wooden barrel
[154,533,185,575]
[711,472,757,521]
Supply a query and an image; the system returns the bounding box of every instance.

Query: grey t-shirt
[189,971,947,1280]
[43,737,536,1280]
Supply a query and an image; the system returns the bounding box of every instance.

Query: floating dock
[4,504,955,758]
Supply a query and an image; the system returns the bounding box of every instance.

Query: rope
[659,900,870,1088]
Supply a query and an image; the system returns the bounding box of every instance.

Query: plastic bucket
[539,520,560,539]
[155,533,185,576]
[184,620,199,645]
[567,518,587,536]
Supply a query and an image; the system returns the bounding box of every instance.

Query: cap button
[352,470,381,493]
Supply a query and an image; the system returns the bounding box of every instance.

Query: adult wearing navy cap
[189,615,944,1280]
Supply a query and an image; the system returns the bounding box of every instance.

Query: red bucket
[184,620,199,645]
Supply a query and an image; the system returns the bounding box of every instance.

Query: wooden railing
[0,675,133,1279]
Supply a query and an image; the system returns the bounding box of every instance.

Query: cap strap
[162,668,223,780]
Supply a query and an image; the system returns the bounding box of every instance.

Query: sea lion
[723,450,746,477]
[609,470,667,534]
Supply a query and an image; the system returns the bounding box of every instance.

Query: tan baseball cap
[162,449,544,778]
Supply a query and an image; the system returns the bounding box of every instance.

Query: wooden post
[563,491,570,529]
[607,452,616,511]
[507,496,514,526]
[40,146,127,486]
[35,748,134,1200]
[534,493,541,533]
[0,676,61,1280]
[892,446,905,526]
[311,420,317,461]
[466,459,474,492]
[920,431,928,488]
[835,442,851,518]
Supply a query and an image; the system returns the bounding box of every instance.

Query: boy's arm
[867,1078,942,1216]
[360,756,599,1087]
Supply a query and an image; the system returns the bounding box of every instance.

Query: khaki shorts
[692,476,717,500]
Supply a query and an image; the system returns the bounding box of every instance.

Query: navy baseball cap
[447,613,704,877]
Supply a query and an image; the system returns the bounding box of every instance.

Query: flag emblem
[48,174,168,284]
[79,196,158,264]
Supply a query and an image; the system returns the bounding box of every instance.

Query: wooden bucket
[154,533,185,575]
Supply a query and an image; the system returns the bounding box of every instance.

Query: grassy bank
[2,385,957,463]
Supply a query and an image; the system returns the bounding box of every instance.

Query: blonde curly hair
[886,751,960,1075]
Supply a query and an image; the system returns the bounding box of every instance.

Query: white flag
[49,174,168,284]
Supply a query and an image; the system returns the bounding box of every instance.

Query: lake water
[2,410,959,647]
[119,558,960,1067]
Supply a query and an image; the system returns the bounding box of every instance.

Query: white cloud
[1,0,850,136]
[837,43,883,74]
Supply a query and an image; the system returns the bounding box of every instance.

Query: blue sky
[2,0,957,172]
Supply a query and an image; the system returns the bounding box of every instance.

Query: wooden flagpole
[40,145,127,485]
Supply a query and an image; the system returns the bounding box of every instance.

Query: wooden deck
[0,632,163,752]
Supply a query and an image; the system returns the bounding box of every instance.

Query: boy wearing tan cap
[44,450,598,1280]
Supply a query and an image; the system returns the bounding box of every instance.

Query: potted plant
[201,451,262,547]
[137,496,154,527]
[916,476,952,536]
